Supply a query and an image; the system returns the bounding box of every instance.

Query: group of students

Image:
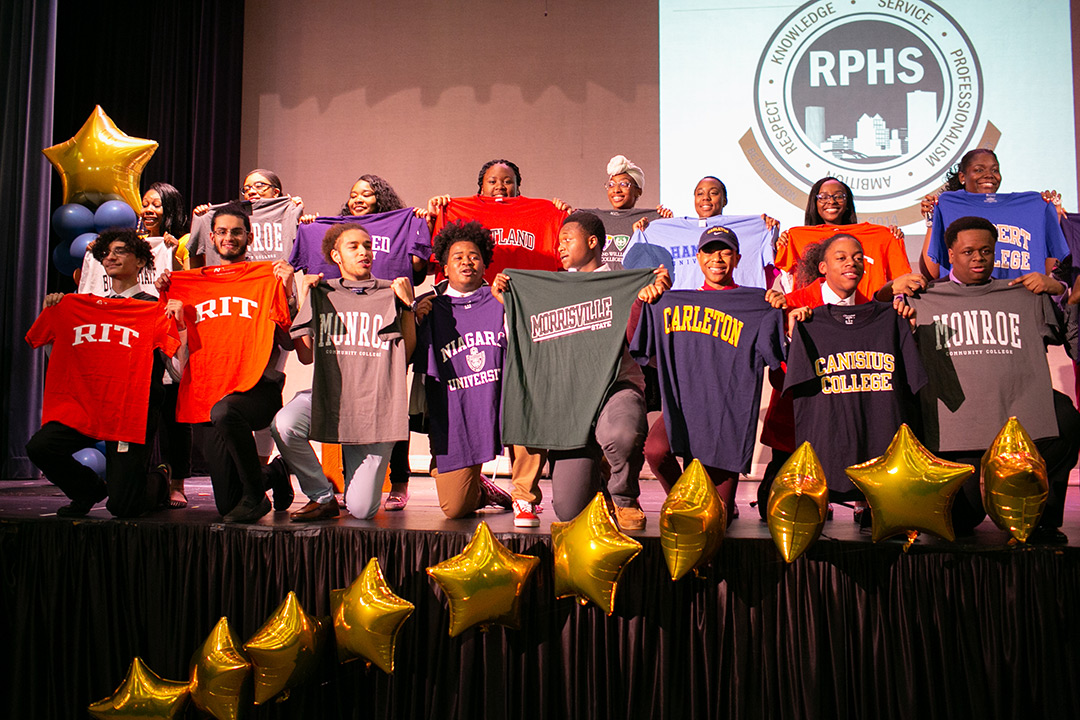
[27,149,1080,542]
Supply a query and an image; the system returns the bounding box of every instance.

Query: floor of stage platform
[3,472,1080,549]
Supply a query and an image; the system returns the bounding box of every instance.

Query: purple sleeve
[1044,201,1070,261]
[407,212,433,260]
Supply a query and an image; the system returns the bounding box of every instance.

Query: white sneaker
[513,499,540,528]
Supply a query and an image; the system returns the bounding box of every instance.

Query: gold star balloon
[188,617,252,720]
[243,591,322,705]
[331,557,415,671]
[659,459,725,580]
[427,521,539,637]
[981,417,1048,543]
[845,424,973,543]
[87,656,189,719]
[42,105,157,211]
[767,442,830,563]
[551,493,642,614]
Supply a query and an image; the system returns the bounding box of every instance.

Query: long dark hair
[804,177,857,226]
[147,181,188,237]
[340,174,405,215]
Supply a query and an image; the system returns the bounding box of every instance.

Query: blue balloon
[72,447,107,478]
[95,441,106,455]
[70,232,98,260]
[51,203,96,242]
[94,200,138,231]
[52,240,81,275]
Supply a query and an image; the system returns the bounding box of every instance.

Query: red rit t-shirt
[26,294,180,443]
[775,222,910,297]
[165,262,290,423]
[434,196,567,282]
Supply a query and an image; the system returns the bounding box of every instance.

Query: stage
[2,475,1079,719]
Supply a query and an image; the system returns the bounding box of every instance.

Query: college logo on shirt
[465,346,486,372]
[193,297,259,323]
[747,0,984,225]
[530,297,613,342]
[490,227,536,250]
[932,310,1022,353]
[72,323,139,347]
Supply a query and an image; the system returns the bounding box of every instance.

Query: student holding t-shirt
[274,223,416,522]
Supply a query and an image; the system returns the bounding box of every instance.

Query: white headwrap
[606,154,644,191]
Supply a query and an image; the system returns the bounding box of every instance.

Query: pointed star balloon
[189,617,252,720]
[659,459,725,580]
[768,442,830,563]
[87,656,189,719]
[551,493,642,614]
[42,105,157,211]
[982,417,1048,542]
[427,521,539,637]
[845,424,973,543]
[243,592,322,704]
[331,557,415,671]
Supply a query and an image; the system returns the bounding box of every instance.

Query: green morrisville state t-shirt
[501,267,654,450]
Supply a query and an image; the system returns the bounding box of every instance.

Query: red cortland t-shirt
[26,294,180,443]
[165,262,290,423]
[775,222,910,298]
[434,196,567,281]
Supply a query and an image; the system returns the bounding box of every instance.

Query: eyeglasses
[212,228,247,238]
[816,192,846,202]
[606,180,634,190]
[242,181,272,194]
[104,247,132,258]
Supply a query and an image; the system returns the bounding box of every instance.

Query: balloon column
[43,106,152,275]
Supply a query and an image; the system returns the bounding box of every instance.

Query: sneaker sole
[514,517,540,528]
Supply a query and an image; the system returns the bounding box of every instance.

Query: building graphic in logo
[745,0,993,224]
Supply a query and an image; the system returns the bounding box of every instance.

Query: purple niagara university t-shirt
[414,286,506,473]
[289,208,433,281]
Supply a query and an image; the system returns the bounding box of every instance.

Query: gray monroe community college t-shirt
[189,196,303,265]
[291,278,409,444]
[908,279,1070,452]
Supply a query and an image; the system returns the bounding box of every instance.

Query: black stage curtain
[0,0,57,478]
[0,0,245,477]
[2,523,1078,719]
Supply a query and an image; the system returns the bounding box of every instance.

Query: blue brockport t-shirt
[927,191,1068,280]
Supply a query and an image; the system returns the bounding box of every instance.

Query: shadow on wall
[243,0,659,113]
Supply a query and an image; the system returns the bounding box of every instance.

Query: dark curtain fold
[0,0,57,478]
[2,522,1078,720]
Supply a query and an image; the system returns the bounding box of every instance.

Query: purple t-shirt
[414,286,506,472]
[289,208,432,281]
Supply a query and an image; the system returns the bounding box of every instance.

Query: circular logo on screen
[753,0,982,202]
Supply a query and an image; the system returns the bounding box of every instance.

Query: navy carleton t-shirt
[630,287,785,473]
[414,287,506,473]
[784,302,927,494]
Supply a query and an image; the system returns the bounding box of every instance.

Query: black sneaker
[223,494,272,523]
[57,483,107,517]
[479,477,513,511]
[1028,526,1069,545]
[265,457,294,511]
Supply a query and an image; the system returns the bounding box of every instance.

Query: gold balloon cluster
[43,105,157,212]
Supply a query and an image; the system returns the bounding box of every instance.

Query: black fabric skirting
[2,519,1078,719]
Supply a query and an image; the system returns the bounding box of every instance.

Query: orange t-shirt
[26,294,179,443]
[434,196,567,282]
[166,262,290,423]
[775,222,910,297]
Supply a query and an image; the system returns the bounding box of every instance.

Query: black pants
[155,383,192,480]
[202,376,283,515]
[26,358,166,518]
[942,390,1080,533]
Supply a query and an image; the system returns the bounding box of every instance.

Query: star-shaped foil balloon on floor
[188,617,252,720]
[331,557,414,671]
[243,591,323,705]
[982,416,1048,542]
[845,424,973,543]
[42,105,157,211]
[551,493,642,614]
[427,521,539,637]
[659,459,725,580]
[87,656,189,719]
